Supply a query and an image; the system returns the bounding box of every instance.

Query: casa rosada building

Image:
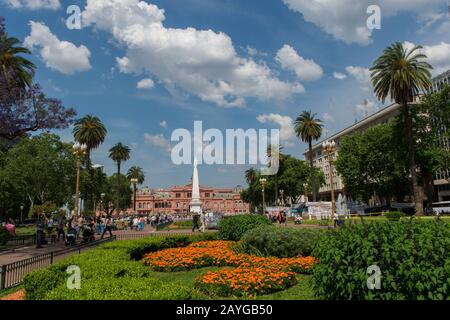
[134,185,250,215]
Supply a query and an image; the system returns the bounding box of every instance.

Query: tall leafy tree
[127,166,145,211]
[109,143,130,215]
[294,111,323,202]
[73,115,107,166]
[0,133,76,217]
[371,42,432,214]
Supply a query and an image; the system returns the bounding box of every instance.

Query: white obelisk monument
[189,158,202,214]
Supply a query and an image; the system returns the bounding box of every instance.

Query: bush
[237,225,325,258]
[0,226,12,245]
[218,214,271,241]
[24,233,217,300]
[312,220,450,300]
[383,211,403,221]
[45,277,192,300]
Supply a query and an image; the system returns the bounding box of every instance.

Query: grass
[15,226,36,236]
[149,267,315,300]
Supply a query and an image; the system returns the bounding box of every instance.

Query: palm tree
[0,27,36,90]
[127,166,145,212]
[295,111,323,202]
[109,143,131,215]
[73,115,107,166]
[371,42,432,215]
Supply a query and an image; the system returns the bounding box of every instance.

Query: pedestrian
[56,216,66,242]
[6,219,16,236]
[192,213,200,232]
[35,215,45,248]
[101,216,113,239]
[277,211,283,224]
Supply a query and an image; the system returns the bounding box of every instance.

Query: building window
[175,193,181,198]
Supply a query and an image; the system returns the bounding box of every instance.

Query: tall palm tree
[295,111,323,202]
[127,166,145,212]
[371,42,432,215]
[109,143,131,215]
[0,28,36,90]
[73,115,107,166]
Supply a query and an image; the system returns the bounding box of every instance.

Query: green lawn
[15,226,36,236]
[149,267,316,300]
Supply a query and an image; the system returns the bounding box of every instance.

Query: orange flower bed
[143,240,317,297]
[197,267,297,297]
[0,289,25,301]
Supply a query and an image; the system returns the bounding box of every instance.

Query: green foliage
[218,214,271,241]
[23,234,219,300]
[237,225,325,258]
[335,123,410,203]
[383,211,403,221]
[0,226,12,245]
[0,133,76,217]
[312,220,450,300]
[24,264,68,300]
[45,276,192,300]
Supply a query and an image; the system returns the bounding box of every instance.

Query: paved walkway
[0,227,214,266]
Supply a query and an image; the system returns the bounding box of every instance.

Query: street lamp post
[100,193,105,217]
[73,142,87,219]
[130,178,138,213]
[322,140,337,219]
[20,205,24,224]
[260,178,267,215]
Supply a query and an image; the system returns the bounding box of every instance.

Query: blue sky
[2,0,449,188]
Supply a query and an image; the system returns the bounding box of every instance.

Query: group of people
[267,211,288,225]
[34,214,114,248]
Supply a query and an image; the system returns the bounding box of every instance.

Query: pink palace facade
[134,185,250,215]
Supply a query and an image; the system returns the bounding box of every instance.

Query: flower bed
[143,240,317,297]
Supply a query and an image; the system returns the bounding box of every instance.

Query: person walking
[56,216,66,242]
[101,216,113,239]
[35,215,45,248]
[192,213,200,232]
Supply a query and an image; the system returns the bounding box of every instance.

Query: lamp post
[130,178,138,213]
[20,205,24,224]
[259,177,267,215]
[100,193,105,217]
[322,140,337,219]
[73,142,87,219]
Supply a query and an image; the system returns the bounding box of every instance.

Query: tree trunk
[309,139,317,202]
[404,103,423,215]
[116,162,120,216]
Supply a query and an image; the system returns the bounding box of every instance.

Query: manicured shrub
[24,263,70,300]
[312,220,450,300]
[383,211,403,221]
[218,214,271,241]
[238,225,326,258]
[23,233,217,300]
[45,277,192,300]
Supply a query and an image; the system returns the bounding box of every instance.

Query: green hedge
[237,225,326,258]
[312,220,450,300]
[23,233,217,300]
[218,214,271,241]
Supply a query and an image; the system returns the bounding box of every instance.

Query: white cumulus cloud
[144,133,172,153]
[282,0,445,45]
[256,113,296,146]
[276,44,323,81]
[345,66,372,90]
[24,21,91,75]
[5,0,60,10]
[137,78,154,89]
[333,72,347,80]
[80,0,304,108]
[159,120,167,128]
